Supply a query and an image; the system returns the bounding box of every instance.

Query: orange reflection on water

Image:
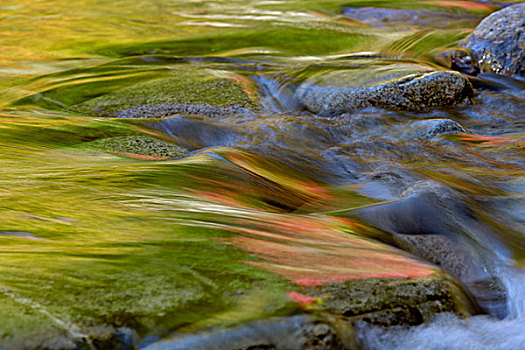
[230,214,436,287]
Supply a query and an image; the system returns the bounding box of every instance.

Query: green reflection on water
[0,0,522,347]
[0,111,299,344]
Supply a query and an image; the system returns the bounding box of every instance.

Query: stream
[0,0,524,349]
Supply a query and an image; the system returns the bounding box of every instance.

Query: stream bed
[0,0,524,349]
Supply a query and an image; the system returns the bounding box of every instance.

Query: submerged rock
[463,3,525,75]
[295,68,473,114]
[343,7,482,30]
[144,315,351,350]
[81,134,189,159]
[404,118,467,140]
[144,276,475,350]
[150,117,244,151]
[15,66,259,117]
[85,73,258,117]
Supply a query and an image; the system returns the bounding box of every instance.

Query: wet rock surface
[402,119,467,140]
[343,7,482,29]
[81,134,190,159]
[295,69,473,114]
[305,277,477,326]
[464,3,525,75]
[143,276,476,350]
[117,104,252,119]
[434,49,480,76]
[354,181,509,317]
[14,66,259,117]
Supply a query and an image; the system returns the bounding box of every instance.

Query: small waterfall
[253,75,299,114]
[501,266,525,319]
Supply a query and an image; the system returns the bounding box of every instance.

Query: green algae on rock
[14,65,259,118]
[464,3,525,76]
[141,276,476,349]
[116,104,252,119]
[295,67,473,114]
[82,74,258,117]
[80,134,190,159]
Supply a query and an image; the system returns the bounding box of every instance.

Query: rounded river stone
[464,3,525,75]
[295,69,473,114]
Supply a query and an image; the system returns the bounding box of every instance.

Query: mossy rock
[116,104,252,119]
[0,295,81,350]
[81,134,190,159]
[81,73,258,117]
[15,66,259,117]
[141,275,475,350]
[305,276,477,327]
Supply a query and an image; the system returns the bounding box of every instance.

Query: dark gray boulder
[353,181,508,318]
[295,68,473,114]
[464,3,525,75]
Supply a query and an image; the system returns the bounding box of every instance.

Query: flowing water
[1,0,524,349]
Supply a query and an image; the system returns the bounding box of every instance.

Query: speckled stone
[84,134,189,159]
[306,277,477,327]
[295,69,473,114]
[117,104,251,119]
[408,118,467,140]
[464,3,525,75]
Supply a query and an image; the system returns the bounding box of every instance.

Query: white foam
[359,266,525,350]
[358,313,525,350]
[501,266,525,319]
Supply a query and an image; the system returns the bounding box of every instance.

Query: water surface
[1,0,524,348]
